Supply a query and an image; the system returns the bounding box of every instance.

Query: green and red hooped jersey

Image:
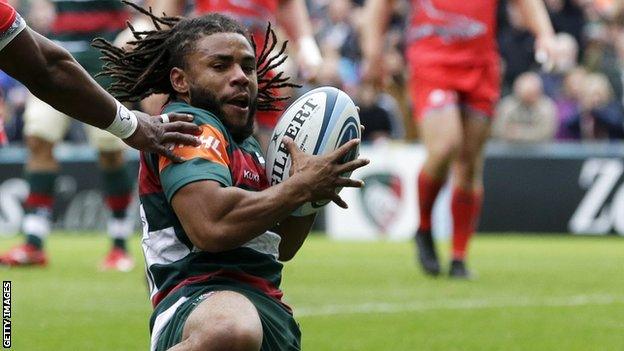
[139,102,286,309]
[0,0,25,51]
[49,0,129,83]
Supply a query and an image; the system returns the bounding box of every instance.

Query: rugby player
[95,7,368,350]
[362,0,556,278]
[0,0,195,269]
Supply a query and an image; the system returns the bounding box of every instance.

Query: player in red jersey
[362,0,556,278]
[138,0,321,151]
[0,0,201,157]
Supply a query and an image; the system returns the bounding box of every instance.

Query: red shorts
[409,63,500,120]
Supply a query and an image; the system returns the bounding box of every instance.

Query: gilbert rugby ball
[265,86,361,216]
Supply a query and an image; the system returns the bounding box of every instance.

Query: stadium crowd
[1,0,624,145]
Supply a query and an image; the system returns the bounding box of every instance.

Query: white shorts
[23,94,125,152]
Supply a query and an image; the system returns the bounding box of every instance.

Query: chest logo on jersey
[243,169,260,183]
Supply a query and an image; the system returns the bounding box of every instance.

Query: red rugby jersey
[406,0,499,67]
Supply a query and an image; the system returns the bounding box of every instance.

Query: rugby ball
[265,86,361,216]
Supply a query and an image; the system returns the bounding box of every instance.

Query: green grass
[1,233,623,350]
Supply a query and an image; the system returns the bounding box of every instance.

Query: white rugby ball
[265,86,361,216]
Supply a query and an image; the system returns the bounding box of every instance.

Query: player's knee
[189,317,262,351]
[428,137,461,162]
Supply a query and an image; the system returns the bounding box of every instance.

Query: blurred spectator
[0,72,27,142]
[356,84,405,143]
[357,84,392,142]
[316,0,360,62]
[565,72,624,140]
[554,67,586,140]
[315,48,345,89]
[494,72,557,142]
[595,22,624,103]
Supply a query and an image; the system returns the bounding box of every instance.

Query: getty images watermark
[2,281,10,349]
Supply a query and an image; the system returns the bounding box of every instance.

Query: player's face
[185,32,258,140]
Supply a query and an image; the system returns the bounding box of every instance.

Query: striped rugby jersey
[139,102,285,308]
[49,0,129,82]
[0,0,26,51]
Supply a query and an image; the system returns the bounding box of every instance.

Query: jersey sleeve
[0,1,26,51]
[159,123,233,202]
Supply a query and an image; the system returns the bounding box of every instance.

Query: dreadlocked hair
[92,0,300,111]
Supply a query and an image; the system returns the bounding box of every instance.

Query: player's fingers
[335,177,365,188]
[155,145,185,163]
[328,139,360,162]
[161,132,201,147]
[330,194,348,209]
[162,121,202,135]
[337,158,370,174]
[283,137,302,159]
[165,113,194,123]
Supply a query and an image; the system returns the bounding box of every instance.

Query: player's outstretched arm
[171,138,369,253]
[360,0,394,86]
[513,0,557,70]
[0,27,200,159]
[277,0,322,81]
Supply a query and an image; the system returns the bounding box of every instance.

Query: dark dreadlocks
[92,1,299,112]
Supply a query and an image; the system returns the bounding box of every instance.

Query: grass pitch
[1,233,623,351]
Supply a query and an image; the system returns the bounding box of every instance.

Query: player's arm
[277,0,322,80]
[170,138,368,253]
[0,26,200,160]
[360,0,394,85]
[512,0,557,68]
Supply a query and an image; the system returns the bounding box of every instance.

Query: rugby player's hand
[123,111,201,162]
[283,137,369,209]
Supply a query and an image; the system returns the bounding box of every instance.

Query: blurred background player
[131,0,322,152]
[0,0,138,270]
[362,0,556,278]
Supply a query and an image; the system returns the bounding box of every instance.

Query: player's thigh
[181,290,263,351]
[23,94,71,144]
[459,63,499,157]
[410,80,463,160]
[458,64,499,162]
[85,125,126,153]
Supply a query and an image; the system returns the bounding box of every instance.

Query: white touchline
[293,294,624,317]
